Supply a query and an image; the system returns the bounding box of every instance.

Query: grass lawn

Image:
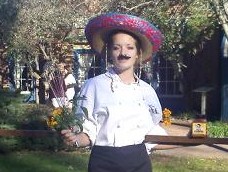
[0,151,227,172]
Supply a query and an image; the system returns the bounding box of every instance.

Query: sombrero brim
[85,13,163,63]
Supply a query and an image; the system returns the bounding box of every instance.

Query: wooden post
[193,87,213,115]
[201,92,207,114]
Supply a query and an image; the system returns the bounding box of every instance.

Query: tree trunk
[211,0,228,37]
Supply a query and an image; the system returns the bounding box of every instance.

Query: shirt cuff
[82,120,97,146]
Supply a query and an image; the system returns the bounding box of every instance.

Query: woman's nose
[119,47,127,55]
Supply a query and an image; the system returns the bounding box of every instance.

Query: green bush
[207,121,228,138]
[0,90,25,124]
[0,91,65,151]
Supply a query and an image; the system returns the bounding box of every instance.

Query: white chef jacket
[76,68,167,153]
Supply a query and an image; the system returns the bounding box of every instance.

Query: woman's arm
[61,78,96,148]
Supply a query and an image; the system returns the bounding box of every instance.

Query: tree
[3,0,219,69]
[209,0,228,37]
[10,0,99,60]
[0,0,222,104]
[7,0,107,103]
[0,0,19,88]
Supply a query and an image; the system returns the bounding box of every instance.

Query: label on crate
[192,122,207,137]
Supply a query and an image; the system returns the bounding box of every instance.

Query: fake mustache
[118,54,131,60]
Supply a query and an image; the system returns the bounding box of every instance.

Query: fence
[0,129,227,145]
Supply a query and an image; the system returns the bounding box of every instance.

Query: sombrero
[85,13,163,63]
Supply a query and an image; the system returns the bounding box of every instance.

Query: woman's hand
[61,129,77,146]
[61,130,92,147]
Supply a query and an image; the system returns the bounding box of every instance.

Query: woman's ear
[139,49,143,57]
[135,49,143,64]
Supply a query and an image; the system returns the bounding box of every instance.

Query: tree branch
[39,44,49,60]
[124,0,162,12]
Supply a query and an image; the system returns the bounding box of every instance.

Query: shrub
[0,90,64,151]
[207,121,228,138]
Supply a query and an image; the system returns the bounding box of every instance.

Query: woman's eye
[112,46,120,50]
[127,46,134,50]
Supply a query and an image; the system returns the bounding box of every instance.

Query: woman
[61,13,176,172]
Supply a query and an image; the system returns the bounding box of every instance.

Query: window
[152,56,182,96]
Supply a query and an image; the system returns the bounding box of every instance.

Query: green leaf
[81,107,88,120]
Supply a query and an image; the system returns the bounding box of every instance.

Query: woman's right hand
[61,130,92,148]
[61,129,78,146]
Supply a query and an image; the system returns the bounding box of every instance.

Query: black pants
[88,144,152,172]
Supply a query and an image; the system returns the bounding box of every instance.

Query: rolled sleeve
[76,79,98,146]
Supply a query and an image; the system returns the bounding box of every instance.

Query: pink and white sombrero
[85,13,163,63]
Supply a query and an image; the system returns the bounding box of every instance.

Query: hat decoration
[85,13,163,63]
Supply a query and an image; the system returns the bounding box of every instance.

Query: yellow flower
[46,116,58,128]
[162,108,172,126]
[46,105,84,132]
[163,108,172,117]
[163,119,171,125]
[52,107,63,116]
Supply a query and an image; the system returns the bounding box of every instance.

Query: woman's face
[109,32,140,73]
